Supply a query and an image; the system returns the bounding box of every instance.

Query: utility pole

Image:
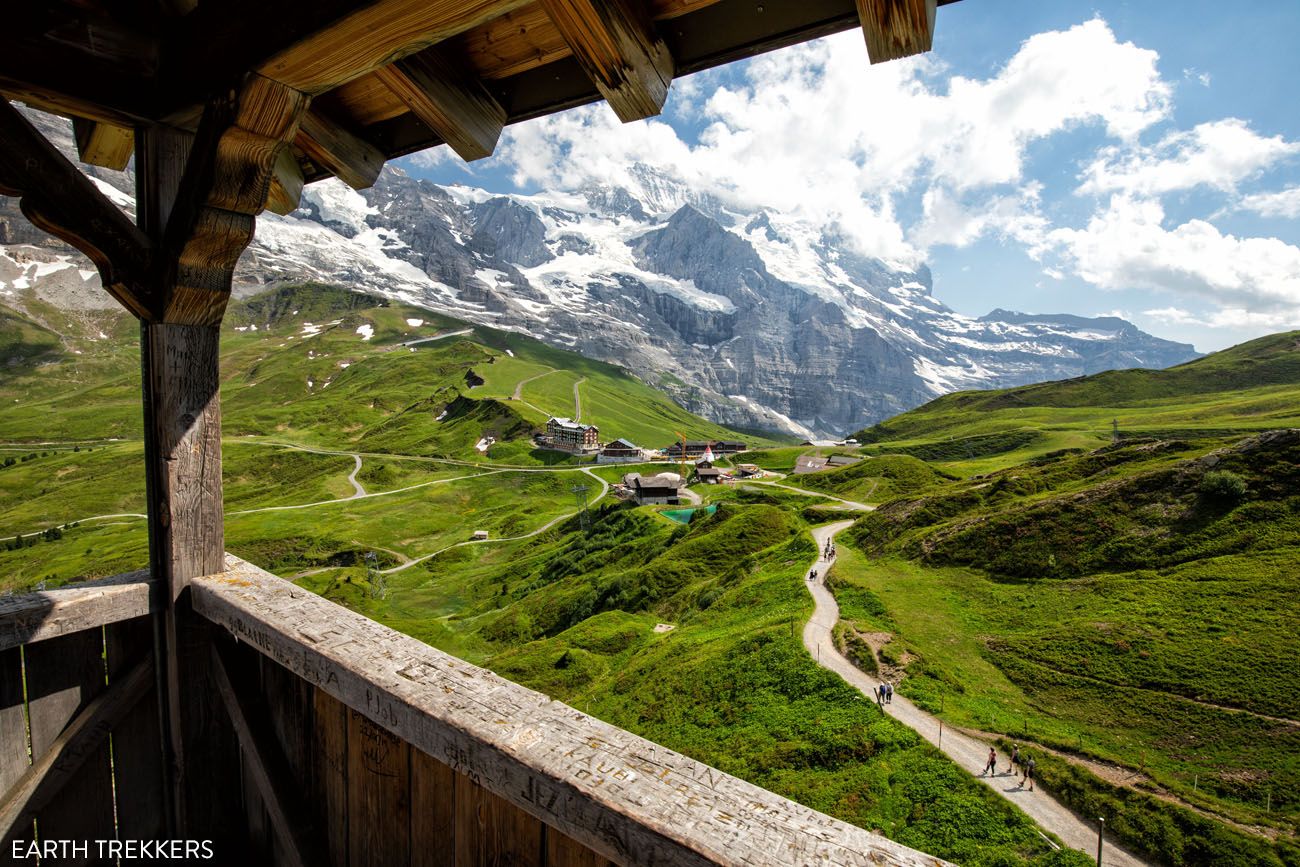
[1096,817,1105,867]
[572,484,592,535]
[365,551,386,600]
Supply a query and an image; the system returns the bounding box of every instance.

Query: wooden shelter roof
[4,0,957,206]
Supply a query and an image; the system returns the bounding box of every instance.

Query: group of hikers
[823,540,836,559]
[982,744,1037,791]
[874,681,894,705]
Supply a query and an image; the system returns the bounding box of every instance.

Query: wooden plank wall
[0,615,163,862]
[242,643,614,867]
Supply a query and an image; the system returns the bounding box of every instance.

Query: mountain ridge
[0,107,1199,438]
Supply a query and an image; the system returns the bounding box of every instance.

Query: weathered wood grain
[313,688,350,867]
[0,570,153,652]
[193,556,954,867]
[21,629,117,849]
[455,772,544,867]
[267,147,306,215]
[856,0,936,64]
[348,707,411,867]
[0,652,152,845]
[410,747,456,867]
[160,74,310,326]
[453,0,720,82]
[540,0,675,122]
[104,615,166,843]
[211,641,323,867]
[297,110,387,191]
[375,49,506,162]
[257,0,533,95]
[0,647,30,850]
[73,117,135,171]
[548,827,616,867]
[0,99,154,319]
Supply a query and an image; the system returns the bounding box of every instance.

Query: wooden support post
[132,74,310,845]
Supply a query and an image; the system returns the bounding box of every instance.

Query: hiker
[1008,744,1020,775]
[1022,755,1036,791]
[876,684,884,706]
[885,682,893,703]
[982,748,997,777]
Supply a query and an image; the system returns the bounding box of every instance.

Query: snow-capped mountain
[0,109,1197,437]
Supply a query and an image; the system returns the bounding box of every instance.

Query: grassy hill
[0,281,772,588]
[853,331,1300,474]
[820,361,1300,863]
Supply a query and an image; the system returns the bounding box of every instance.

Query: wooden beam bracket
[154,74,310,325]
[0,100,154,319]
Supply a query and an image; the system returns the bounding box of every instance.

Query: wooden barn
[0,1,957,865]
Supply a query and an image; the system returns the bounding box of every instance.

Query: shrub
[1199,470,1247,504]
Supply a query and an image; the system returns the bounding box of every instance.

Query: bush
[1199,470,1247,504]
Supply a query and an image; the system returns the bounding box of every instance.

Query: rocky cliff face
[0,109,1199,437]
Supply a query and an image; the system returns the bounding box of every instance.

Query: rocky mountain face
[0,109,1199,437]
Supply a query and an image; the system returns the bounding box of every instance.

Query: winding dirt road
[802,520,1146,867]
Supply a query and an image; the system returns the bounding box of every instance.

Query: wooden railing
[0,560,952,866]
[0,570,163,855]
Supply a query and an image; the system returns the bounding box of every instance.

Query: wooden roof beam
[0,99,154,319]
[373,49,506,162]
[265,148,306,216]
[168,0,532,111]
[72,118,135,172]
[540,0,675,122]
[295,110,386,191]
[856,0,936,64]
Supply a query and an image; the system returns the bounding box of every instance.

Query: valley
[1,281,1297,867]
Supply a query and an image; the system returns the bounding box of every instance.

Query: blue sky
[399,0,1300,352]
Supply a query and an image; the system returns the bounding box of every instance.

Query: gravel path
[802,520,1147,867]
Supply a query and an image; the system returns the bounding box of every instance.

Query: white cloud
[491,18,1171,263]
[1182,68,1212,87]
[1046,195,1300,313]
[1143,306,1300,330]
[1078,119,1300,196]
[1238,186,1300,219]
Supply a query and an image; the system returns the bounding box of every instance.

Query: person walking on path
[982,748,998,777]
[1022,755,1036,792]
[876,684,884,707]
[885,682,893,703]
[1008,744,1020,775]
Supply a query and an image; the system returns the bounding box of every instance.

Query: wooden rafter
[374,49,506,162]
[0,100,154,320]
[266,147,307,216]
[856,0,936,64]
[296,109,385,191]
[0,654,153,843]
[164,0,531,111]
[540,0,675,122]
[73,117,135,171]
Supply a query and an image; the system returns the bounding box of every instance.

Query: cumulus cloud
[1237,186,1300,219]
[1045,195,1300,315]
[491,18,1170,263]
[1077,119,1300,196]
